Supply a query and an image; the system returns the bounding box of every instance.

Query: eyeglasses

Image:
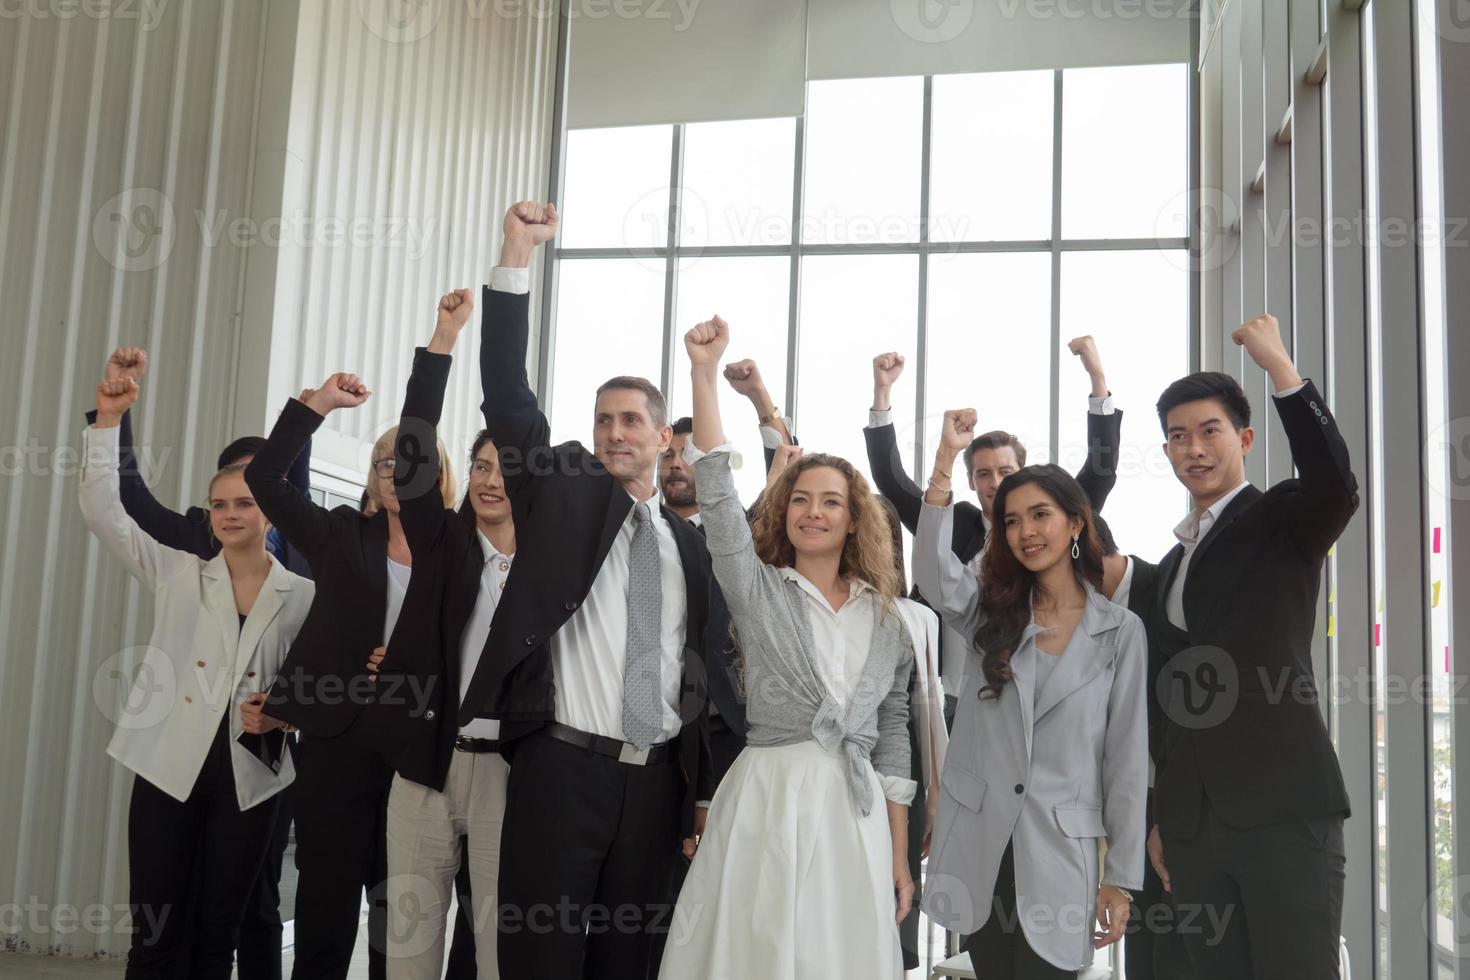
[372,458,396,478]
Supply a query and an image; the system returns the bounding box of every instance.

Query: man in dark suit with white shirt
[467,202,715,980]
[1146,314,1358,980]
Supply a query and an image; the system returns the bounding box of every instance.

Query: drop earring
[1071,534,1080,560]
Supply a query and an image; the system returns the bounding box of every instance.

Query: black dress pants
[497,732,682,980]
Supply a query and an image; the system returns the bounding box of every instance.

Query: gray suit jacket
[692,448,913,816]
[914,501,1147,971]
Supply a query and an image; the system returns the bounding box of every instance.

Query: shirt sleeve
[1272,381,1308,398]
[867,408,894,429]
[879,772,918,806]
[682,438,743,471]
[1088,392,1116,415]
[490,267,531,295]
[759,418,794,450]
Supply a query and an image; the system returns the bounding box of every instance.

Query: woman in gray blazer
[915,409,1148,979]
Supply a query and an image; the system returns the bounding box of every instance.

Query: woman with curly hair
[659,316,918,980]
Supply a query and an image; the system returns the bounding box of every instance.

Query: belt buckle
[618,742,651,766]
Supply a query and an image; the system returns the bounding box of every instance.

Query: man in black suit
[864,336,1123,725]
[1146,314,1357,980]
[467,202,715,980]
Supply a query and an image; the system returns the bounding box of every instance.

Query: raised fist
[940,408,978,455]
[1067,336,1104,379]
[96,377,140,417]
[684,315,730,367]
[437,288,476,330]
[873,352,905,389]
[311,372,372,413]
[723,359,764,397]
[1231,314,1290,372]
[504,201,559,246]
[105,347,148,384]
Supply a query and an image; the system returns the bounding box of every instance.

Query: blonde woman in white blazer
[80,373,314,980]
[915,410,1147,980]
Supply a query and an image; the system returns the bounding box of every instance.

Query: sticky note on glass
[1434,581,1442,608]
[1378,592,1385,613]
[1327,615,1336,637]
[1375,623,1382,647]
[1434,526,1442,553]
[1329,586,1336,604]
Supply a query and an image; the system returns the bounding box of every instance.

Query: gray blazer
[914,500,1147,971]
[692,449,912,816]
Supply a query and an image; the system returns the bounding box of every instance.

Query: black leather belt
[542,721,676,766]
[454,735,500,754]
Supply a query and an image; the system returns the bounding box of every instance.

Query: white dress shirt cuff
[867,408,894,429]
[696,800,712,809]
[682,439,742,469]
[880,773,918,806]
[759,418,794,449]
[489,266,531,294]
[1272,380,1307,398]
[1088,393,1116,415]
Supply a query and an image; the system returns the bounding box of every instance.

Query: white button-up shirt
[458,529,514,740]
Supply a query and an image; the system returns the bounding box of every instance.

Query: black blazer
[375,348,495,791]
[466,286,715,821]
[245,400,391,739]
[1148,380,1357,835]
[864,407,1124,563]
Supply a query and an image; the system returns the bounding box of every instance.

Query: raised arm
[82,347,215,557]
[912,409,985,637]
[244,374,371,563]
[686,316,768,619]
[395,289,475,554]
[80,376,191,590]
[1067,335,1122,515]
[864,351,926,534]
[1237,315,1360,558]
[723,357,794,473]
[481,202,558,520]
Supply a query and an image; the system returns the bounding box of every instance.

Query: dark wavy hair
[974,464,1104,700]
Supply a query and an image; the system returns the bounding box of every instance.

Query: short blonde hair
[363,425,457,514]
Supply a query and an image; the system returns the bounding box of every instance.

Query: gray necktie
[622,502,663,749]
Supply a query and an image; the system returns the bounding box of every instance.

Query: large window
[545,64,1191,568]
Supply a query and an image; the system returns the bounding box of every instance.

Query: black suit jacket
[466,285,715,824]
[864,406,1124,563]
[245,400,391,739]
[367,348,492,791]
[1148,380,1357,835]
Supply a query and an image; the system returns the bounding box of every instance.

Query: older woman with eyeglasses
[244,377,456,980]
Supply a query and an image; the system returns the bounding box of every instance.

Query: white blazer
[79,425,314,810]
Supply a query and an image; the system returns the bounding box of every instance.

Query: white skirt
[658,740,903,980]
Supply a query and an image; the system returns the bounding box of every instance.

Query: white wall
[0,0,556,957]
